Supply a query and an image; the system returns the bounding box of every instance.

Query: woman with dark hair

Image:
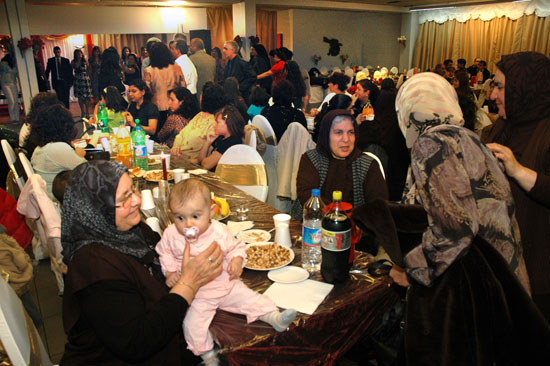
[211,47,225,83]
[260,80,307,141]
[312,93,353,143]
[171,82,227,160]
[121,46,131,65]
[311,72,351,117]
[453,70,477,131]
[250,44,272,93]
[296,109,387,207]
[144,42,186,136]
[223,77,249,122]
[247,86,270,119]
[20,92,61,156]
[157,87,200,148]
[71,49,93,119]
[353,78,380,125]
[121,53,141,86]
[284,60,306,109]
[89,86,128,129]
[124,79,159,136]
[60,160,222,364]
[29,104,86,197]
[89,46,102,102]
[98,46,125,95]
[257,48,286,85]
[196,105,245,171]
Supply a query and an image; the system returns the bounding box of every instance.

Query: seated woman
[20,92,60,157]
[247,86,270,120]
[453,70,477,131]
[196,105,245,171]
[89,86,128,129]
[29,104,86,197]
[171,82,227,160]
[296,109,388,208]
[157,86,200,148]
[124,79,159,136]
[354,72,547,365]
[312,93,352,143]
[60,160,223,364]
[261,80,307,142]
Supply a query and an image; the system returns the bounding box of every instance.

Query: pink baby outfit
[156,220,277,355]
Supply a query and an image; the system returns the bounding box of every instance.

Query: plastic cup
[275,223,292,248]
[140,189,155,210]
[145,217,163,235]
[173,168,185,183]
[306,117,315,131]
[273,213,291,227]
[152,187,160,199]
[146,139,154,154]
[160,154,171,170]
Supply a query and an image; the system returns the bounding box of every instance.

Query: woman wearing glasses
[60,160,223,364]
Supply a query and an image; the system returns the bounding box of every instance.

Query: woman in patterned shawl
[353,72,549,366]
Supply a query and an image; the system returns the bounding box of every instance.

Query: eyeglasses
[115,189,140,208]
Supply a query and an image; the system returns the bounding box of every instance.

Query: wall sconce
[397,36,407,45]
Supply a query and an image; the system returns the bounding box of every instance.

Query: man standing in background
[223,40,256,101]
[45,46,73,108]
[171,40,198,95]
[189,38,216,97]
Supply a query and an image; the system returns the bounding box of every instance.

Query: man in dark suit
[45,46,73,108]
[223,40,256,101]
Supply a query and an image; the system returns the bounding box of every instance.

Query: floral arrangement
[32,36,45,53]
[17,37,32,56]
[312,54,322,65]
[248,35,260,46]
[0,36,13,53]
[339,54,349,65]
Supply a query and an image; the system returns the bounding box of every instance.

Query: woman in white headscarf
[352,72,548,366]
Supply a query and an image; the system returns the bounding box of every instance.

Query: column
[399,12,419,71]
[232,0,256,61]
[4,0,38,114]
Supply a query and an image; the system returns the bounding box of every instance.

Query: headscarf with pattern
[61,161,157,265]
[396,72,464,148]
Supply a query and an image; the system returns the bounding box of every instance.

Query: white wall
[17,5,207,35]
[292,9,402,71]
[277,9,293,51]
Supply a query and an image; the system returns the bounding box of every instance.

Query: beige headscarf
[396,72,464,149]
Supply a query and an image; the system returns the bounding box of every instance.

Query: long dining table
[139,152,399,366]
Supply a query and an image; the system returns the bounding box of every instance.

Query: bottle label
[303,226,322,247]
[134,145,147,158]
[321,228,351,252]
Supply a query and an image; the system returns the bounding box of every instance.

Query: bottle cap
[135,119,140,125]
[312,189,320,197]
[333,190,342,200]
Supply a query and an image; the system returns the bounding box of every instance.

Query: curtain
[413,14,550,73]
[207,7,233,51]
[90,33,162,58]
[256,10,277,54]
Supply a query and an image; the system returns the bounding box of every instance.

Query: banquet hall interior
[1,0,549,364]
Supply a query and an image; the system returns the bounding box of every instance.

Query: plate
[129,167,146,178]
[145,170,174,182]
[237,229,271,243]
[213,211,230,221]
[245,242,294,271]
[268,266,309,284]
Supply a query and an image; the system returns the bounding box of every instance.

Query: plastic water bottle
[132,119,148,170]
[116,121,132,168]
[302,189,325,273]
[98,102,109,133]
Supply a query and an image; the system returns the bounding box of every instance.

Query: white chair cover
[247,129,257,149]
[18,152,34,180]
[252,115,277,146]
[215,144,269,202]
[2,139,25,191]
[0,277,53,366]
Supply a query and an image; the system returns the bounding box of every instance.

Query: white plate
[268,266,309,284]
[145,170,174,182]
[245,242,294,271]
[237,229,271,243]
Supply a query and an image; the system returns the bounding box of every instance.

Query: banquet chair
[18,152,34,181]
[276,122,316,213]
[215,144,268,202]
[252,115,277,146]
[247,129,257,149]
[0,278,54,366]
[251,116,279,208]
[17,174,66,295]
[2,139,25,192]
[476,78,493,108]
[364,152,386,180]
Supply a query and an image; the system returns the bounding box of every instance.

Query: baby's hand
[165,272,179,288]
[227,257,243,280]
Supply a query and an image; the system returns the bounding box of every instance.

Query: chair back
[18,152,34,181]
[252,115,277,146]
[0,277,53,366]
[2,139,25,191]
[247,130,257,149]
[215,144,268,202]
[364,152,386,180]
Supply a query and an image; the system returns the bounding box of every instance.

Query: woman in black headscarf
[60,160,222,365]
[249,44,272,93]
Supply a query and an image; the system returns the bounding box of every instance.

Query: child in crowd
[156,178,296,366]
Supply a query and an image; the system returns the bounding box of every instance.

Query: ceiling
[25,0,515,11]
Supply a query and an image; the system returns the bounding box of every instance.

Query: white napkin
[263,279,334,315]
[188,168,208,175]
[226,221,254,236]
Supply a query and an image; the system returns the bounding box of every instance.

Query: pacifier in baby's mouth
[182,226,200,242]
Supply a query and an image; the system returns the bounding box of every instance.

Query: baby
[156,178,296,366]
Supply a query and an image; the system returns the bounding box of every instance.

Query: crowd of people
[2,33,550,365]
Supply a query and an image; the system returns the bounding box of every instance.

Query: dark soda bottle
[321,191,351,283]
